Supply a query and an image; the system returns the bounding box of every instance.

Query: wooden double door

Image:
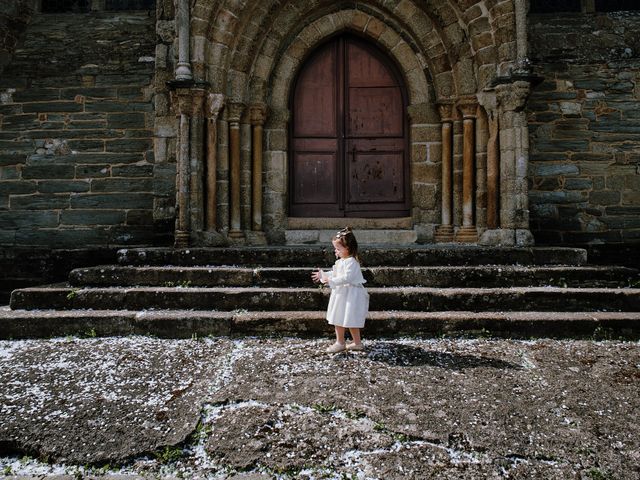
[290,35,409,218]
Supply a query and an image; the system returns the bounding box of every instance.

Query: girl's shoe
[325,342,346,353]
[346,342,364,352]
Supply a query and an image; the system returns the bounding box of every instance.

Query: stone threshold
[287,217,413,229]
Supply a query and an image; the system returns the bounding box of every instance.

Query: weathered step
[69,265,639,288]
[116,246,588,267]
[1,307,639,340]
[10,286,640,312]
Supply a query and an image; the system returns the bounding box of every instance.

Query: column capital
[496,81,531,113]
[249,103,268,126]
[207,93,225,120]
[227,102,245,124]
[172,88,193,116]
[456,97,478,119]
[437,102,454,122]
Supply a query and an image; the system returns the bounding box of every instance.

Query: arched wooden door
[290,35,409,218]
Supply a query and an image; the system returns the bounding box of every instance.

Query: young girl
[311,227,369,353]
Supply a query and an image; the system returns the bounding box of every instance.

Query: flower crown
[335,227,352,239]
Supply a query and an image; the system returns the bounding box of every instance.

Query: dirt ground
[1,336,638,479]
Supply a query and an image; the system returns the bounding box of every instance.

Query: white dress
[322,256,369,328]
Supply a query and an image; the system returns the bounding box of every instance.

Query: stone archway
[166,0,536,247]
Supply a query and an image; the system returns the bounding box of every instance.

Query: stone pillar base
[174,230,190,248]
[455,226,478,243]
[245,231,268,246]
[228,229,246,245]
[478,228,535,246]
[434,225,454,242]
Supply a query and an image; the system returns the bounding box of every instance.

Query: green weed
[154,445,184,464]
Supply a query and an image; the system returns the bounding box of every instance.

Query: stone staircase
[2,246,640,340]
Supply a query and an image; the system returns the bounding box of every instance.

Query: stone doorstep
[285,229,418,245]
[1,308,639,340]
[67,264,639,288]
[287,217,413,229]
[9,286,640,312]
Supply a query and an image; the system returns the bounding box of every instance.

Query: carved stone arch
[266,11,432,113]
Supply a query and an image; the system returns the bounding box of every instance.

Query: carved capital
[227,102,245,124]
[190,88,207,116]
[207,93,225,120]
[496,81,531,113]
[437,102,454,122]
[173,88,193,116]
[249,103,267,126]
[456,97,478,119]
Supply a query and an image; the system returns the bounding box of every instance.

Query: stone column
[434,103,454,242]
[189,89,206,235]
[477,91,500,230]
[494,81,534,246]
[228,102,245,240]
[174,0,193,81]
[205,94,225,231]
[456,100,478,242]
[514,0,529,70]
[173,89,192,247]
[249,104,267,232]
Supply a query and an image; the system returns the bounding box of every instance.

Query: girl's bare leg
[334,326,346,345]
[349,328,361,345]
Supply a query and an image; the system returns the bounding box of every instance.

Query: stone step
[285,229,418,245]
[116,246,588,267]
[1,307,638,340]
[68,265,639,288]
[10,285,640,312]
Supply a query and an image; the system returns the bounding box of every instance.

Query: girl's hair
[333,226,361,263]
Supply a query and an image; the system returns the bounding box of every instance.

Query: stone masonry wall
[0,11,166,248]
[527,11,640,246]
[0,0,34,73]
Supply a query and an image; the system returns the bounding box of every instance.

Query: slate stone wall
[0,0,34,73]
[528,11,640,246]
[0,11,168,249]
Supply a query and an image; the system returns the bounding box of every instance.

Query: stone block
[112,164,153,177]
[70,193,154,209]
[411,125,440,142]
[38,180,90,194]
[126,210,154,225]
[564,178,593,190]
[76,164,110,178]
[107,113,146,129]
[412,162,439,184]
[61,87,117,100]
[0,210,58,229]
[22,165,75,179]
[0,180,36,195]
[106,139,152,153]
[91,178,153,193]
[529,191,586,204]
[0,154,27,167]
[67,139,105,151]
[0,166,20,180]
[589,190,621,206]
[23,102,84,113]
[413,183,437,209]
[61,209,125,226]
[1,114,39,129]
[10,193,70,210]
[535,164,579,177]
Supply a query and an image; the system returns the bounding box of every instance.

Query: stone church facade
[0,0,639,252]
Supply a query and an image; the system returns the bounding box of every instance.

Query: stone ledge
[1,308,639,340]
